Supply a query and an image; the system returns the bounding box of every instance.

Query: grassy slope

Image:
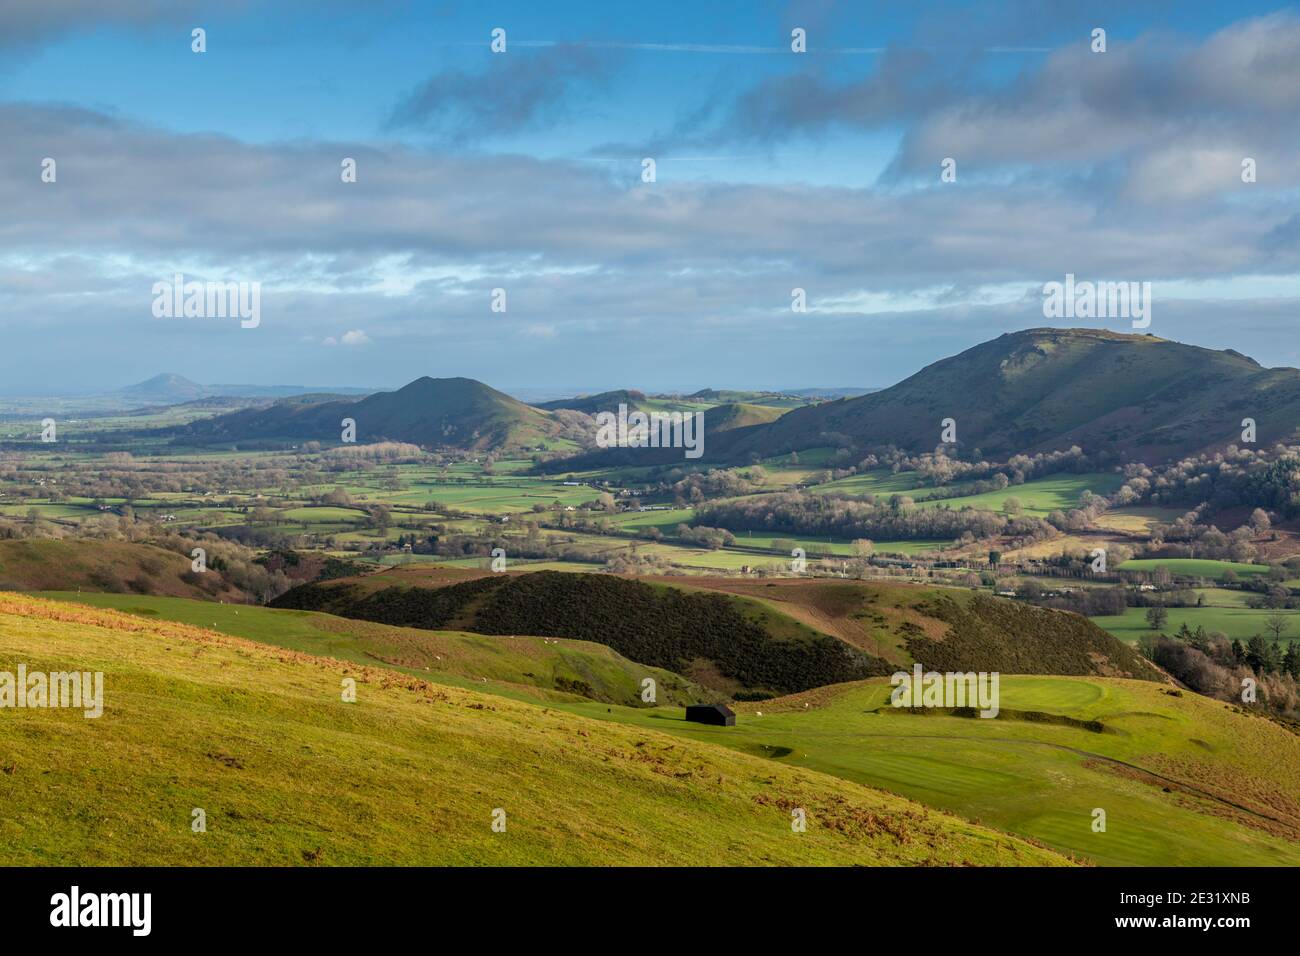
[272,571,890,696]
[0,539,240,600]
[34,591,708,707]
[0,594,1066,866]
[557,676,1300,866]
[702,402,787,432]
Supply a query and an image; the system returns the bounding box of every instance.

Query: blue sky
[1,1,1298,394]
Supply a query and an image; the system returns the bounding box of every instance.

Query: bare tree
[1265,609,1291,643]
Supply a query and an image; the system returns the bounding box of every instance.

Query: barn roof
[688,703,735,716]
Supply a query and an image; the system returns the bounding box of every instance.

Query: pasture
[561,676,1300,867]
[1092,605,1300,644]
[1117,558,1270,580]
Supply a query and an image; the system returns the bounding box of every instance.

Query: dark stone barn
[684,703,735,726]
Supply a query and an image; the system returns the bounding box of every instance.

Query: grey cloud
[0,1,230,52]
[886,13,1300,192]
[387,44,618,142]
[1,100,1296,285]
[684,11,1300,204]
[2,93,1299,392]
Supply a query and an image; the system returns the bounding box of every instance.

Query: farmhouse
[685,703,735,727]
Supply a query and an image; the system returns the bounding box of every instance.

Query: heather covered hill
[273,570,891,696]
[535,389,648,414]
[272,569,1164,694]
[652,576,1164,680]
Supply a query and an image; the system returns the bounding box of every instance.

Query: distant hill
[714,328,1300,465]
[553,328,1300,468]
[684,388,808,408]
[117,374,376,405]
[689,387,875,403]
[535,389,648,414]
[271,569,1163,695]
[173,376,554,451]
[782,387,879,399]
[118,373,209,404]
[536,391,795,421]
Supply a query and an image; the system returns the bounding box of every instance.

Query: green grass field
[278,506,368,523]
[810,471,1124,518]
[1117,558,1270,580]
[811,469,923,497]
[1193,587,1256,608]
[560,676,1300,866]
[353,478,594,513]
[725,532,948,556]
[1094,506,1186,532]
[914,473,1125,516]
[1092,605,1300,644]
[608,508,696,532]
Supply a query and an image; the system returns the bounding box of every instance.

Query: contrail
[439,40,1048,54]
